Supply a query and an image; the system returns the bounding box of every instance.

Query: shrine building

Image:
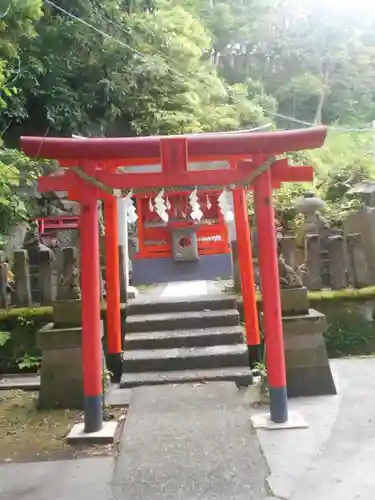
[128,161,233,285]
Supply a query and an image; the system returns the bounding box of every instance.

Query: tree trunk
[211,49,221,67]
[314,71,330,125]
[313,91,325,125]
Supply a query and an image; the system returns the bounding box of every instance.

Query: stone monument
[343,182,375,285]
[22,221,54,303]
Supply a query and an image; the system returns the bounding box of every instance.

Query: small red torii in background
[21,127,326,433]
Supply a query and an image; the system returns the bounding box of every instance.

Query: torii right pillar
[254,163,288,423]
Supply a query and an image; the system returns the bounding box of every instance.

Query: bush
[236,295,375,359]
[319,301,375,357]
[0,304,127,374]
[0,307,53,373]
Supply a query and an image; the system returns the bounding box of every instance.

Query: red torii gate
[21,127,326,433]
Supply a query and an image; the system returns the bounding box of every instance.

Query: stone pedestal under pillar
[261,287,336,398]
[37,321,83,409]
[38,301,106,409]
[281,288,336,397]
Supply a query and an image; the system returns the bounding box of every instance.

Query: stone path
[254,357,375,500]
[290,358,375,500]
[111,382,270,500]
[0,456,114,500]
[0,374,40,391]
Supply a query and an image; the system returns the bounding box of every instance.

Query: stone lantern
[294,192,326,266]
[295,191,325,231]
[347,181,375,208]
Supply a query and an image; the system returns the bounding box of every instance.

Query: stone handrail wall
[1,246,92,309]
[279,232,370,291]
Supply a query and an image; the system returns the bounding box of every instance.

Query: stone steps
[126,295,237,316]
[122,344,249,373]
[125,325,245,350]
[126,309,240,333]
[121,291,252,389]
[120,366,252,388]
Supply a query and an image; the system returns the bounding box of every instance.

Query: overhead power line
[270,111,374,133]
[45,0,146,59]
[0,5,10,19]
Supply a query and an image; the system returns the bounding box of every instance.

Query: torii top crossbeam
[22,127,326,161]
[21,127,327,194]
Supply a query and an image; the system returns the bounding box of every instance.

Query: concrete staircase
[120,295,252,388]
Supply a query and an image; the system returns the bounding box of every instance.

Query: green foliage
[1,0,270,139]
[0,330,10,346]
[238,295,375,359]
[17,353,41,370]
[313,131,374,224]
[0,304,126,373]
[273,130,375,227]
[253,344,268,397]
[320,301,375,358]
[0,0,49,239]
[0,0,43,106]
[2,0,374,141]
[0,141,55,238]
[246,0,375,125]
[0,309,50,373]
[0,306,53,320]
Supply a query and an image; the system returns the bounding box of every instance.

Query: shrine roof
[21,127,326,163]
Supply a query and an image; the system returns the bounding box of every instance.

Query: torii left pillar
[233,187,260,362]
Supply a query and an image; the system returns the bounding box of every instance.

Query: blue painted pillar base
[269,386,288,423]
[106,352,122,383]
[84,395,103,433]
